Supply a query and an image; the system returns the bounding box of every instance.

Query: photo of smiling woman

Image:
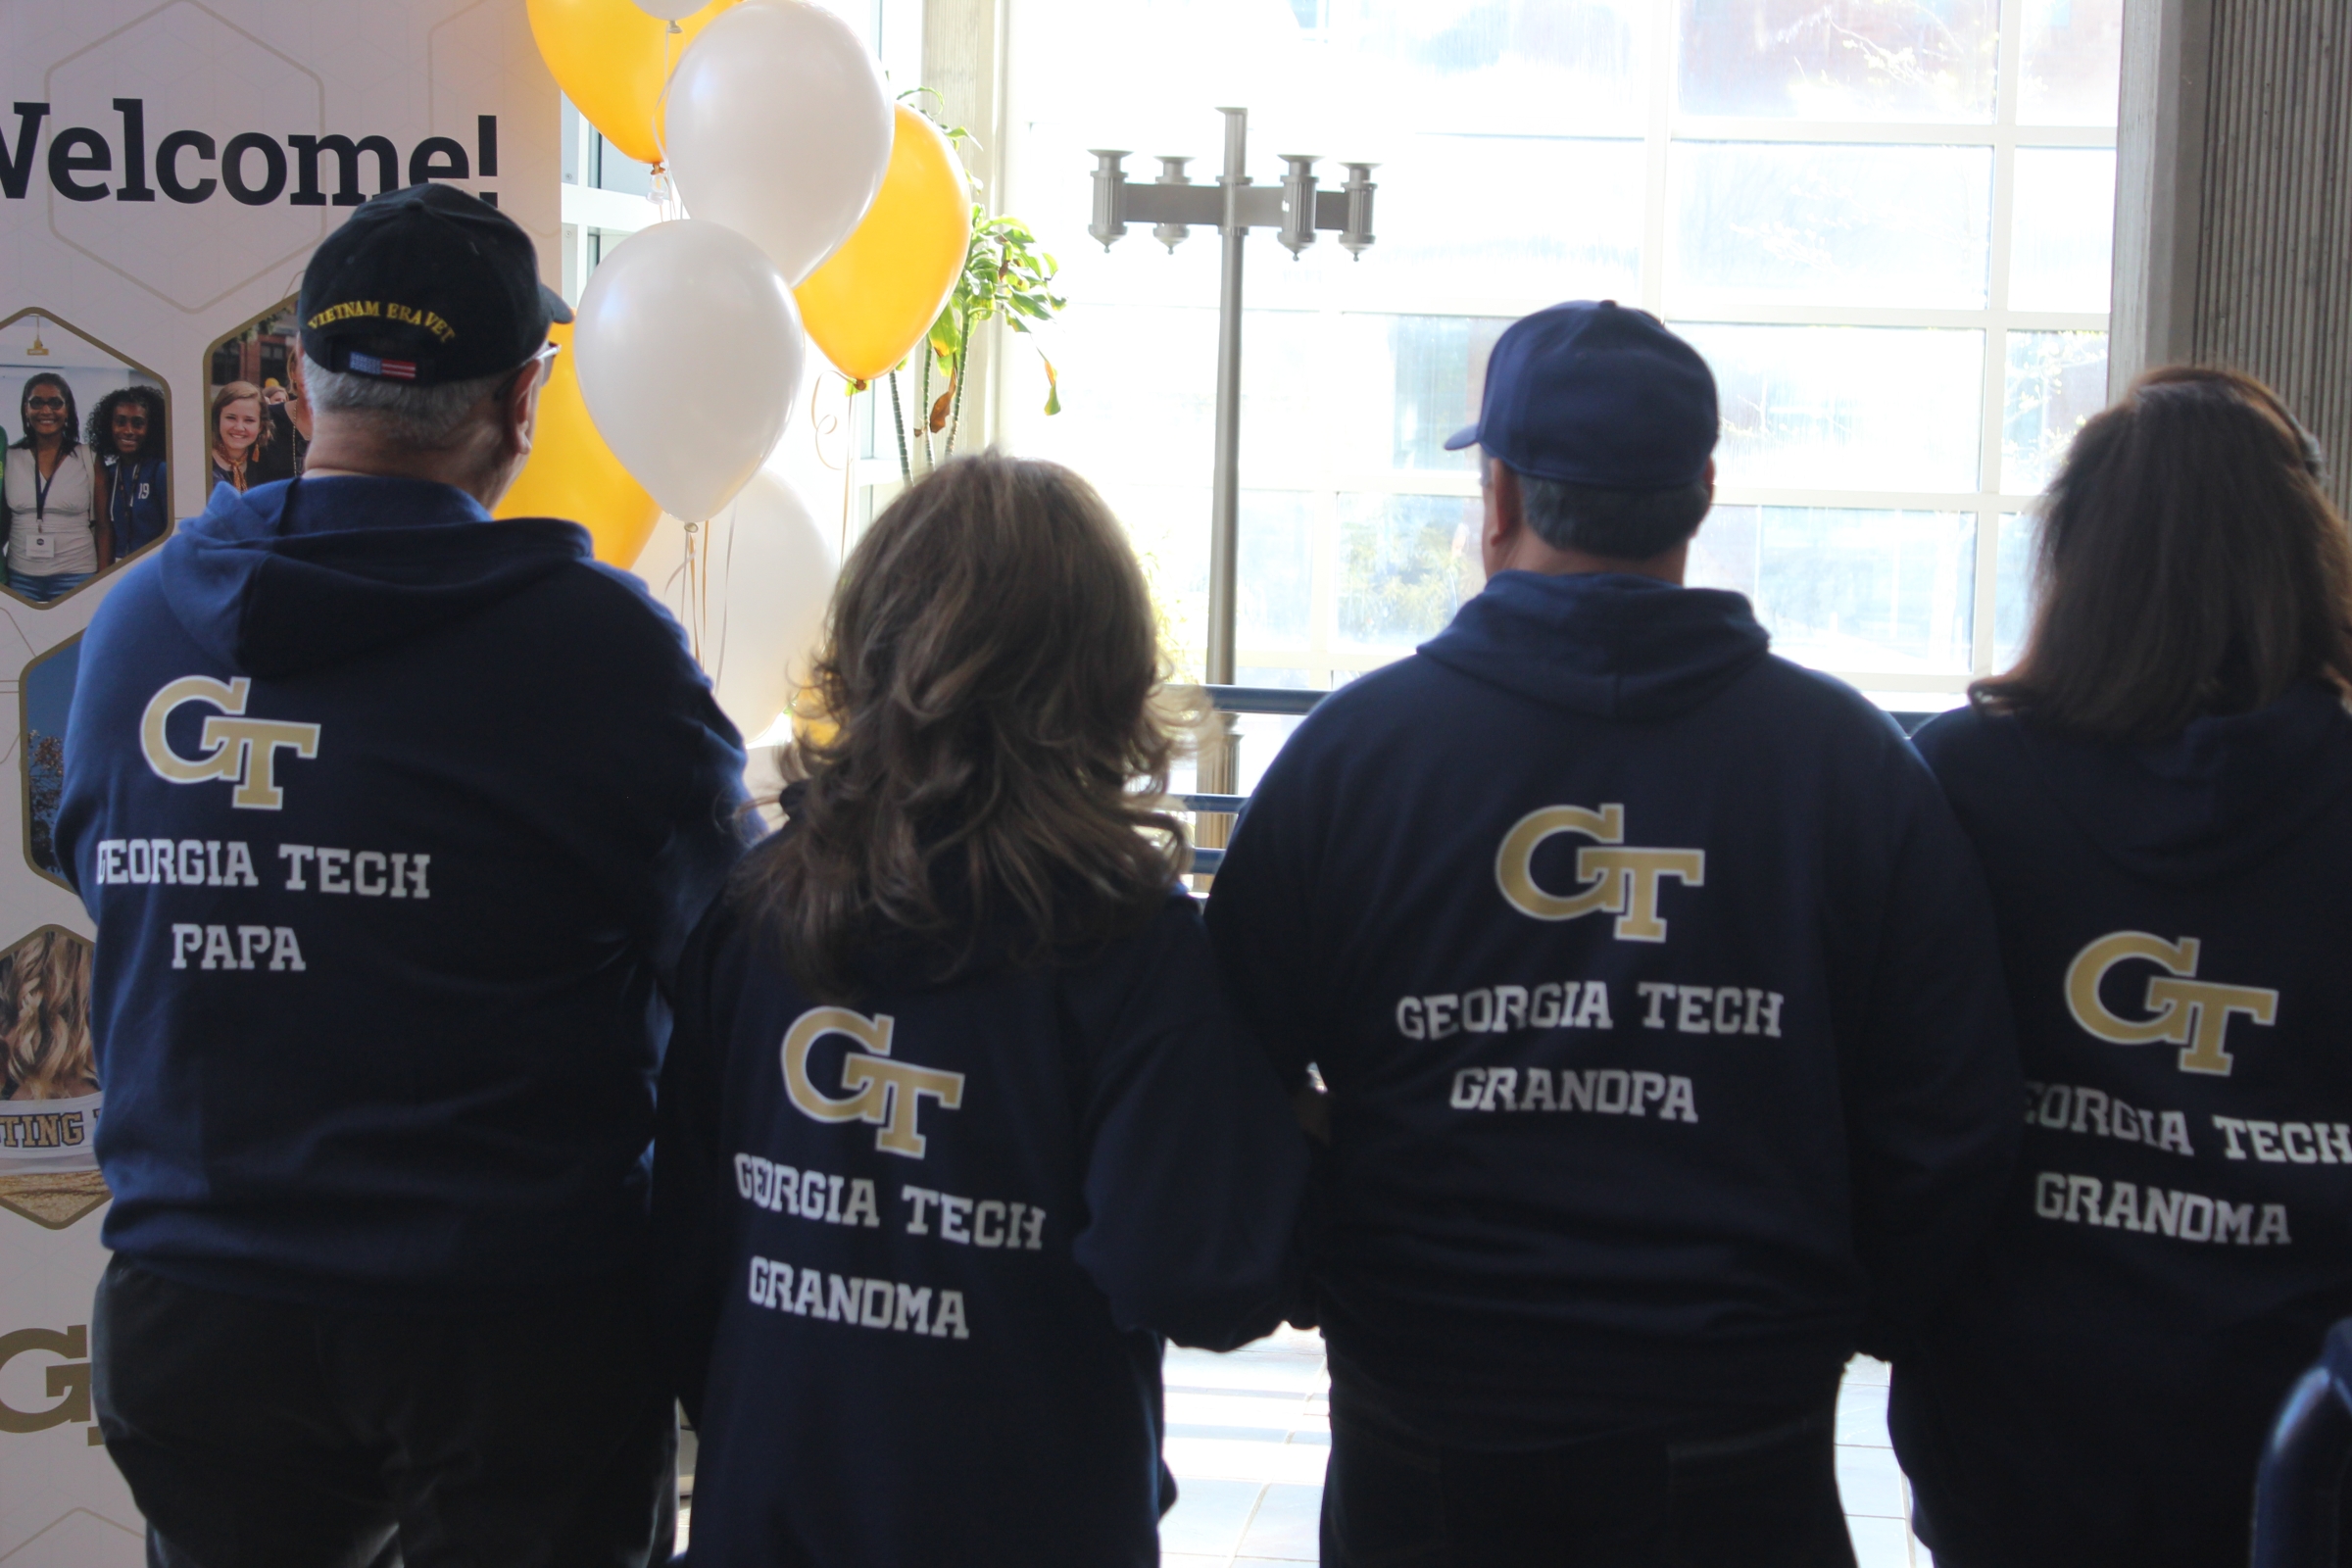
[91,385,169,561]
[208,379,270,495]
[3,373,106,602]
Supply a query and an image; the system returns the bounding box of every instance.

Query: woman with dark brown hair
[652,453,1307,1566]
[1890,367,2352,1568]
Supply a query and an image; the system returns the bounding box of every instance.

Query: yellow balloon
[795,104,972,380]
[497,322,663,568]
[526,0,741,168]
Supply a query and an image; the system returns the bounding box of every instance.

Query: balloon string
[807,377,854,570]
[653,20,682,220]
[681,519,703,665]
[809,379,844,471]
[711,493,739,691]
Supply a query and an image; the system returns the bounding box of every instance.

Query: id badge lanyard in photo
[26,455,60,562]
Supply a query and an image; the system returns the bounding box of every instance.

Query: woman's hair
[15,373,77,450]
[209,381,272,457]
[0,931,96,1102]
[90,385,167,464]
[740,452,1189,1002]
[1974,366,2352,743]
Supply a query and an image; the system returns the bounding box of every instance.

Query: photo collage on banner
[0,313,170,609]
[0,5,558,1560]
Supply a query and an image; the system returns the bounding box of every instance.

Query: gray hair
[302,355,509,449]
[1495,455,1713,562]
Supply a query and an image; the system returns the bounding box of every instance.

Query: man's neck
[1493,535,1689,585]
[303,439,502,510]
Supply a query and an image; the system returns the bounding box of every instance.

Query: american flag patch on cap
[347,351,419,380]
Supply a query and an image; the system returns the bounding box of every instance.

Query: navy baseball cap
[1445,301,1719,488]
[300,183,571,385]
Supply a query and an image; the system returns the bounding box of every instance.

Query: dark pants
[92,1255,676,1568]
[1320,1379,1856,1568]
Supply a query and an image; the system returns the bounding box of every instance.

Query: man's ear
[504,360,547,461]
[1484,459,1525,555]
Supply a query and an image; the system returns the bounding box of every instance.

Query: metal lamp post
[1086,107,1377,797]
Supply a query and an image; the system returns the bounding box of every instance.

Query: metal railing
[1176,685,1940,876]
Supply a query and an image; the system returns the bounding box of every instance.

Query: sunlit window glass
[996,0,2122,708]
[2003,331,2109,495]
[2019,0,2127,125]
[1336,494,1482,649]
[1677,0,2001,122]
[1677,323,1984,493]
[1669,142,1992,311]
[1690,506,1977,675]
[2010,148,2117,312]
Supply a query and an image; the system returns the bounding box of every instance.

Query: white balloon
[633,470,838,743]
[573,220,805,522]
[630,0,706,17]
[664,1,894,284]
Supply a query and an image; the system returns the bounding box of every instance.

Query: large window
[998,0,2123,714]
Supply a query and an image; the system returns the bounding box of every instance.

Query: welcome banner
[0,4,556,1558]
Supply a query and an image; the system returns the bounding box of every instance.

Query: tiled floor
[1159,1330,1935,1567]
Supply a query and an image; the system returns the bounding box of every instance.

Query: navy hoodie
[1890,685,2352,1567]
[1206,571,2022,1444]
[55,477,749,1307]
[652,853,1309,1567]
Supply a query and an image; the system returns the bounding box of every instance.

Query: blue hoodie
[56,477,749,1308]
[1890,685,2352,1568]
[653,849,1309,1566]
[1206,571,2023,1444]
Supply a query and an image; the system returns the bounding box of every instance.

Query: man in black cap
[1205,301,2022,1564]
[59,183,748,1567]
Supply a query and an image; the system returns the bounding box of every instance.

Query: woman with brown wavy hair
[652,453,1307,1567]
[2,930,97,1101]
[1890,367,2352,1567]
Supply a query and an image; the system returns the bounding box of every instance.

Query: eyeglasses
[24,397,65,411]
[500,340,563,398]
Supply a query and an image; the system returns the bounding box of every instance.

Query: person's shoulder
[1741,654,1912,740]
[1908,701,2003,768]
[527,556,701,670]
[80,553,173,644]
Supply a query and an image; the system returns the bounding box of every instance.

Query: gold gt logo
[1495,804,1705,942]
[783,1007,965,1157]
[141,676,320,810]
[2066,931,2278,1077]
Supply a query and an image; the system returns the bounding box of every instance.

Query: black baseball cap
[1445,301,1718,488]
[299,183,571,385]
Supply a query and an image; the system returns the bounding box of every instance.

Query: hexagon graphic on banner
[199,294,304,495]
[19,634,80,894]
[44,2,327,312]
[0,311,172,611]
[0,924,106,1232]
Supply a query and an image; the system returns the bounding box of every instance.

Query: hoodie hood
[158,476,594,678]
[2012,679,2352,886]
[1417,569,1770,720]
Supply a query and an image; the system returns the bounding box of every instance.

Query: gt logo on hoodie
[1495,804,1705,942]
[139,677,320,811]
[2066,931,2278,1076]
[783,1007,965,1157]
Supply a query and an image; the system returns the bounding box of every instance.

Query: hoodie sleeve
[1837,743,2025,1354]
[1200,734,1334,1091]
[571,566,757,992]
[649,899,739,1427]
[1061,896,1311,1350]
